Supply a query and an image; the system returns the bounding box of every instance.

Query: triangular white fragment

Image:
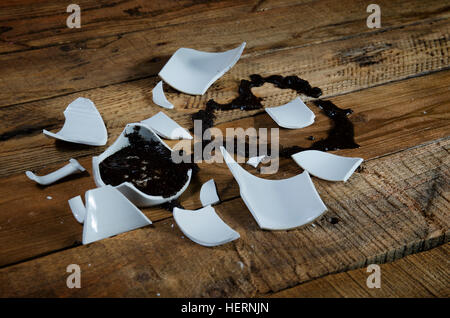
[25,158,85,186]
[141,111,192,140]
[82,186,152,245]
[200,179,220,207]
[292,150,363,182]
[220,147,327,230]
[43,97,108,146]
[246,155,267,168]
[173,205,240,247]
[152,81,174,109]
[265,97,315,129]
[159,42,246,95]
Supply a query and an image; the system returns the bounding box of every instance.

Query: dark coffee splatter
[99,126,197,198]
[327,217,340,224]
[161,199,184,212]
[280,99,359,157]
[192,74,322,136]
[191,74,358,159]
[249,74,322,98]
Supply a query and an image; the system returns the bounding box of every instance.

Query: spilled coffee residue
[191,73,358,157]
[161,199,185,212]
[280,99,359,157]
[99,126,197,198]
[192,74,322,135]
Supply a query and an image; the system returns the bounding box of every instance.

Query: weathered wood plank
[1,18,449,177]
[0,69,449,268]
[0,138,448,297]
[269,243,450,297]
[1,0,448,55]
[0,0,448,106]
[0,0,274,53]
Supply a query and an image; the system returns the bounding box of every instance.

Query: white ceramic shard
[68,195,86,223]
[246,155,267,168]
[159,42,246,95]
[152,81,174,109]
[265,97,315,129]
[43,97,108,146]
[92,123,192,207]
[220,147,327,230]
[173,205,240,247]
[25,158,85,186]
[200,179,220,207]
[78,185,152,245]
[141,111,192,140]
[292,150,363,182]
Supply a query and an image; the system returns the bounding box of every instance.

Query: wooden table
[0,0,448,297]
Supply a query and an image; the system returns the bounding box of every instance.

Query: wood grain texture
[0,0,449,298]
[0,137,448,297]
[1,18,449,177]
[269,243,450,297]
[0,69,449,267]
[0,0,448,106]
[1,0,447,54]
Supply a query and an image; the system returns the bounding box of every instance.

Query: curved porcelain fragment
[159,42,246,95]
[43,97,107,146]
[80,186,152,245]
[220,147,327,230]
[152,81,174,109]
[141,112,192,140]
[292,150,363,182]
[92,123,192,207]
[68,195,86,223]
[25,158,85,186]
[265,97,315,129]
[200,179,220,207]
[246,155,266,168]
[173,205,240,247]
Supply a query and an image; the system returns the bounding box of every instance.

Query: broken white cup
[221,146,327,230]
[152,81,174,109]
[291,150,363,182]
[43,97,108,146]
[25,158,86,186]
[159,42,246,95]
[92,123,192,207]
[265,97,315,129]
[69,185,152,244]
[173,205,240,247]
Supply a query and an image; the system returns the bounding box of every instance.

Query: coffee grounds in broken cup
[99,126,195,198]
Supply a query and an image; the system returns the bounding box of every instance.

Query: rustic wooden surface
[0,0,449,297]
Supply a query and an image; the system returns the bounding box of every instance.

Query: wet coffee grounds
[280,99,359,157]
[327,216,340,224]
[161,199,185,212]
[192,74,322,135]
[99,126,198,198]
